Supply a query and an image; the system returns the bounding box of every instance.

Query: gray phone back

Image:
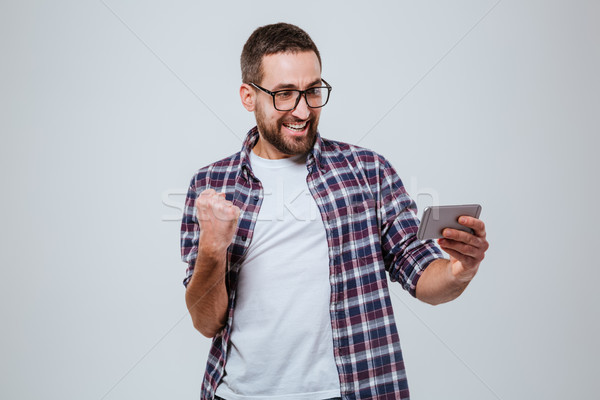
[417,204,482,240]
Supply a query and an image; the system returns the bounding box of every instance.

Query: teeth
[283,122,307,131]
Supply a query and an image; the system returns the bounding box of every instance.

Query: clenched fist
[195,189,241,254]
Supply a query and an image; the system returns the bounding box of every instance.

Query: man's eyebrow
[306,79,323,87]
[272,79,323,91]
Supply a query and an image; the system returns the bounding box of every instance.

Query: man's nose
[291,94,310,120]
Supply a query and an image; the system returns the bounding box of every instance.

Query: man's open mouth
[282,121,308,132]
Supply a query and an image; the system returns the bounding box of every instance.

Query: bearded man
[181,22,489,400]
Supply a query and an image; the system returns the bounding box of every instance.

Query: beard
[255,102,319,156]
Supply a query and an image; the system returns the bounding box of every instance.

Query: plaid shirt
[181,127,443,400]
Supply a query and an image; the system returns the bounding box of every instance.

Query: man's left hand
[437,216,489,283]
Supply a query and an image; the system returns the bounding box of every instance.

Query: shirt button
[253,195,259,202]
[241,236,247,242]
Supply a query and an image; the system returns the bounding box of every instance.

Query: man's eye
[306,88,322,97]
[276,91,294,100]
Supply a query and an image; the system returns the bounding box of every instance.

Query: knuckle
[466,234,477,245]
[461,232,474,245]
[195,198,207,210]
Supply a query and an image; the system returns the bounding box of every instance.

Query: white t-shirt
[215,151,340,400]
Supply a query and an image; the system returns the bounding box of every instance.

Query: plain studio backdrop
[1,1,598,399]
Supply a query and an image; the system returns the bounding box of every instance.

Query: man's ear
[240,83,256,112]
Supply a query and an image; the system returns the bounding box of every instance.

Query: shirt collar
[239,126,326,180]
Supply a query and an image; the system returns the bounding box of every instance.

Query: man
[181,23,489,400]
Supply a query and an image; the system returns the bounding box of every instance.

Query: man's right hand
[187,189,239,338]
[195,189,241,254]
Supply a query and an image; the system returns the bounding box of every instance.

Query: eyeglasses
[250,79,332,111]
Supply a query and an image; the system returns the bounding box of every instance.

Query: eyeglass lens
[274,87,329,111]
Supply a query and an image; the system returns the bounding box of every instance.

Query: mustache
[280,118,311,124]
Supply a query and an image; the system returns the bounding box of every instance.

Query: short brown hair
[240,23,322,84]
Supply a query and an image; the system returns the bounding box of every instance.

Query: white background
[1,1,599,399]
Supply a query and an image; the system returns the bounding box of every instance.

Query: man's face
[253,51,323,159]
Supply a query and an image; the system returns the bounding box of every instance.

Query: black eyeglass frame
[250,79,332,111]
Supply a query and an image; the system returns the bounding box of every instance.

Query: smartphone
[417,204,482,240]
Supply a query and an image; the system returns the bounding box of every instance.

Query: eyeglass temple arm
[250,82,276,96]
